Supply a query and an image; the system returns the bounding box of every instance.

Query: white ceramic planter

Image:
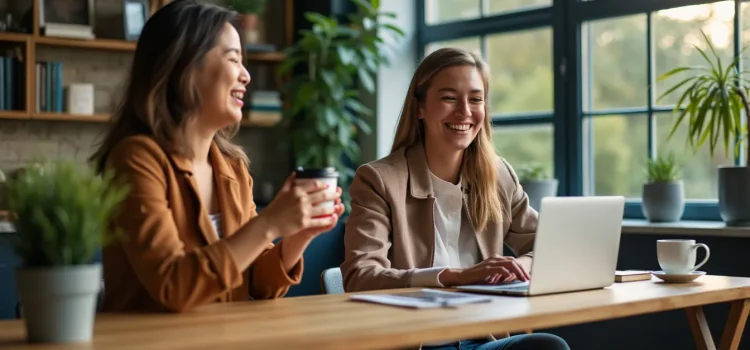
[15,264,101,343]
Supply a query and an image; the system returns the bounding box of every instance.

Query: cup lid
[295,167,339,179]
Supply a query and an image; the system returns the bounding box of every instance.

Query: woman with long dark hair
[91,0,344,313]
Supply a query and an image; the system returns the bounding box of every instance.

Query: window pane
[492,124,554,177]
[486,28,552,115]
[425,37,482,57]
[655,2,735,106]
[582,15,647,111]
[743,2,750,49]
[425,0,480,25]
[655,113,734,199]
[584,115,648,197]
[485,0,551,16]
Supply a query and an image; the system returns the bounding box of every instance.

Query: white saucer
[651,271,706,283]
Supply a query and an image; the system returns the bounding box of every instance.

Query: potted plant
[5,160,128,343]
[658,30,750,226]
[641,153,684,222]
[516,163,558,211]
[277,0,404,209]
[225,0,267,44]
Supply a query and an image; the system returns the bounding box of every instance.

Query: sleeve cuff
[259,241,304,285]
[203,240,244,291]
[410,267,446,288]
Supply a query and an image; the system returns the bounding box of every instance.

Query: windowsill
[622,219,750,238]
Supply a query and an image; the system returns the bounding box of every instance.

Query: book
[349,288,493,309]
[615,270,653,282]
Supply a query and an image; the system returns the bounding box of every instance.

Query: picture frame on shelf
[38,0,95,40]
[124,0,149,41]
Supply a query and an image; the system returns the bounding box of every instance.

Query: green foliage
[277,0,405,206]
[657,30,750,164]
[225,0,266,14]
[516,163,551,183]
[4,160,129,267]
[646,153,681,183]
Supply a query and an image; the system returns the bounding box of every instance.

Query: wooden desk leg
[686,299,750,350]
[718,299,750,350]
[686,306,716,350]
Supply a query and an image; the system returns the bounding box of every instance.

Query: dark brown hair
[91,0,248,174]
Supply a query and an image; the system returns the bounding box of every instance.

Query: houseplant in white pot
[5,160,128,343]
[277,0,404,210]
[658,30,750,225]
[516,163,558,212]
[641,153,684,222]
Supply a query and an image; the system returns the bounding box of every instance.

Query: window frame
[417,0,746,222]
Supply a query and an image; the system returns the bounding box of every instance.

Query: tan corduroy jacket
[101,135,302,313]
[341,142,537,293]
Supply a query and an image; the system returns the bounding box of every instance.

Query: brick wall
[0,0,290,203]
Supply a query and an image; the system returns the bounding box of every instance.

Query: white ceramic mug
[656,239,710,275]
[293,167,338,212]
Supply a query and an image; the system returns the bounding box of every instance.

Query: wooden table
[1,275,748,350]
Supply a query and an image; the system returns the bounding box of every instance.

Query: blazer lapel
[405,143,437,268]
[167,152,219,245]
[209,143,243,239]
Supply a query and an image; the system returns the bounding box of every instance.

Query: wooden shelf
[0,32,31,43]
[32,112,111,122]
[0,110,30,120]
[0,112,276,128]
[246,52,285,63]
[34,36,136,51]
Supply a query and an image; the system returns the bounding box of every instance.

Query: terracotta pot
[241,14,258,31]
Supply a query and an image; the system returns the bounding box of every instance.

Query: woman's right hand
[257,172,340,239]
[438,255,530,286]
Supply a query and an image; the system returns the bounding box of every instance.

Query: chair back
[320,267,345,294]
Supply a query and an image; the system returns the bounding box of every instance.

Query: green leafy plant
[4,160,129,267]
[657,30,750,165]
[277,0,405,203]
[225,0,267,14]
[646,153,681,183]
[516,163,551,183]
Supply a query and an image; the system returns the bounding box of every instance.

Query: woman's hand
[257,172,343,239]
[438,255,530,287]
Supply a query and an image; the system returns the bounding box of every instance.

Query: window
[419,0,556,187]
[418,0,744,221]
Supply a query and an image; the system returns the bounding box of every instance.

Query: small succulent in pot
[516,163,558,212]
[642,153,684,223]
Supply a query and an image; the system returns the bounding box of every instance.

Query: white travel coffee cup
[656,239,710,275]
[293,167,339,213]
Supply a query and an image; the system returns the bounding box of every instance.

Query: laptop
[456,196,625,296]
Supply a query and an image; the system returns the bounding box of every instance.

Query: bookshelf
[0,0,291,128]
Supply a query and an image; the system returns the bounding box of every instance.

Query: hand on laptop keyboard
[439,255,530,286]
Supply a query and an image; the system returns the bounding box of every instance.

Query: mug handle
[691,243,710,272]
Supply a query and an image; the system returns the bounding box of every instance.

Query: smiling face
[193,23,250,131]
[418,65,486,154]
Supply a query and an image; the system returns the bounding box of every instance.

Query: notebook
[349,289,493,309]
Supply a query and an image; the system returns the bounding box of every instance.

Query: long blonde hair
[391,47,506,232]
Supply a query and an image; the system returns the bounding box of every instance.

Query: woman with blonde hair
[340,48,569,349]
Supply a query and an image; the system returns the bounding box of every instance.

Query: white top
[210,213,222,238]
[409,172,482,287]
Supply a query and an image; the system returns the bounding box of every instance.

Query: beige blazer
[341,142,538,293]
